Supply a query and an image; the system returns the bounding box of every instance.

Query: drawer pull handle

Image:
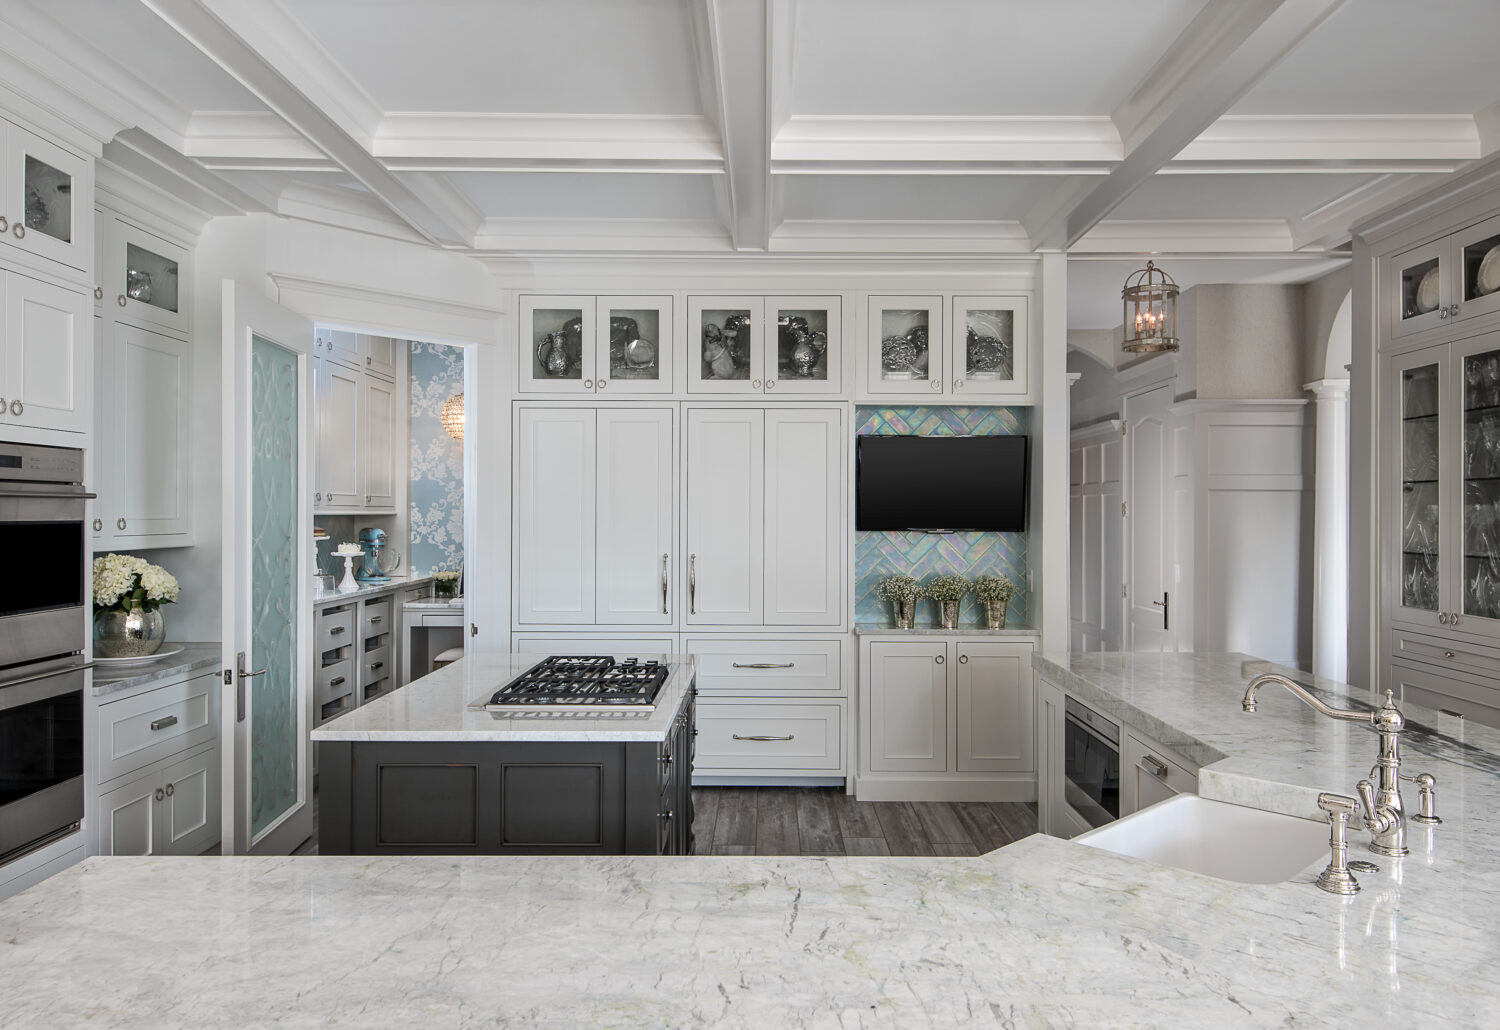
[660,809,674,820]
[330,626,346,635]
[330,676,345,687]
[1443,650,1456,659]
[1440,708,1463,718]
[150,715,179,731]
[1141,755,1170,779]
[731,662,795,670]
[369,615,383,623]
[733,734,794,742]
[370,661,384,671]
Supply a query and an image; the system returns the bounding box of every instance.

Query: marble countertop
[402,596,464,611]
[312,574,433,606]
[5,651,1498,1026]
[854,622,1039,636]
[91,642,221,699]
[309,653,695,743]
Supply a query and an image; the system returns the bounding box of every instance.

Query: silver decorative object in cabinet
[1401,363,1441,612]
[607,314,659,380]
[879,312,930,381]
[1464,348,1500,620]
[964,309,1013,381]
[700,310,752,380]
[776,311,828,380]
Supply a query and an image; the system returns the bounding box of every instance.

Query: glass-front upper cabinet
[1394,352,1444,622]
[107,218,190,336]
[2,121,92,273]
[865,295,944,396]
[1392,239,1450,339]
[766,296,840,395]
[1454,213,1500,325]
[688,296,762,395]
[597,296,673,395]
[517,295,594,395]
[1459,335,1500,625]
[952,295,1029,398]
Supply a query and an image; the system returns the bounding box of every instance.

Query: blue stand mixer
[353,527,401,583]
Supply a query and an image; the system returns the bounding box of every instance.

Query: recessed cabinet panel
[3,271,89,433]
[519,295,593,392]
[359,334,397,378]
[1457,336,1500,625]
[315,359,362,507]
[515,408,596,624]
[362,374,397,509]
[955,642,1034,773]
[866,295,944,396]
[689,296,763,394]
[765,296,841,395]
[5,125,91,272]
[685,408,764,622]
[159,748,219,855]
[952,295,1029,398]
[1396,353,1444,619]
[867,642,948,772]
[764,408,841,625]
[596,408,675,624]
[598,296,673,394]
[316,328,359,366]
[97,770,158,857]
[110,323,190,539]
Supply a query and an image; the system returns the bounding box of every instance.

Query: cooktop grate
[483,655,669,712]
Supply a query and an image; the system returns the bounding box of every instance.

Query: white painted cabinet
[0,120,92,274]
[858,635,1036,801]
[359,333,397,378]
[689,296,843,395]
[93,321,191,546]
[315,357,362,508]
[863,293,1031,402]
[103,216,190,337]
[1120,730,1198,817]
[0,269,90,433]
[315,328,360,367]
[685,406,843,627]
[361,373,397,509]
[95,746,219,858]
[951,295,1030,399]
[1033,673,1065,836]
[514,405,675,626]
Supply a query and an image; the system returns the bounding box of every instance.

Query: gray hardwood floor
[692,787,1038,857]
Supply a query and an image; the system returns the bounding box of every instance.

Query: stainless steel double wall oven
[0,441,93,865]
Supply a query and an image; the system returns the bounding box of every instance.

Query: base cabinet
[857,635,1036,801]
[1033,675,1065,837]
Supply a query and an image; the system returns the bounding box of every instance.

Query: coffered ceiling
[6,0,1499,326]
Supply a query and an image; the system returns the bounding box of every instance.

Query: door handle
[731,662,796,669]
[661,553,669,614]
[689,553,697,615]
[234,651,267,723]
[733,734,794,742]
[1151,592,1169,631]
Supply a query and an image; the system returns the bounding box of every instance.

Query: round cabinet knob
[930,379,942,391]
[9,400,20,416]
[164,782,175,797]
[1440,308,1450,320]
[959,654,969,664]
[584,379,594,390]
[597,378,607,390]
[118,294,127,307]
[1444,650,1456,659]
[752,379,762,389]
[315,492,322,502]
[0,396,6,414]
[154,788,165,802]
[955,379,965,391]
[766,380,776,390]
[12,222,24,240]
[0,215,8,233]
[94,286,103,300]
[366,356,372,365]
[92,518,102,532]
[935,654,945,665]
[117,517,127,531]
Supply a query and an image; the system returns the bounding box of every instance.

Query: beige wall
[1187,284,1306,400]
[1302,266,1353,384]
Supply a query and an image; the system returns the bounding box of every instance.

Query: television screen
[856,435,1028,532]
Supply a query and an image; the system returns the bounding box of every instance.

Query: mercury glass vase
[938,600,960,630]
[984,600,1008,630]
[893,597,915,630]
[95,607,166,658]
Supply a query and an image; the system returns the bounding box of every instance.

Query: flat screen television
[856,435,1028,532]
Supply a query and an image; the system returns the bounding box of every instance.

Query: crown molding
[772,115,1121,167]
[95,155,213,242]
[1073,218,1295,253]
[372,113,722,167]
[1177,114,1480,163]
[772,219,1031,254]
[185,111,324,162]
[275,181,429,246]
[472,217,731,254]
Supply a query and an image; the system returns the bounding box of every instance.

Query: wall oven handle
[1064,710,1118,750]
[0,660,92,693]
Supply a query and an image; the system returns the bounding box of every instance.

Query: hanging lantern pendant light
[1122,259,1180,354]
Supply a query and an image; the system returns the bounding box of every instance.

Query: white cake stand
[334,545,364,593]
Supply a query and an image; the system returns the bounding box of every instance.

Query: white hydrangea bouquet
[93,553,179,658]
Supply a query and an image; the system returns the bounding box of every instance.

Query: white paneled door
[1125,384,1175,651]
[597,407,675,624]
[220,281,315,856]
[3,271,89,433]
[515,407,596,624]
[685,407,764,623]
[764,408,842,625]
[315,358,361,507]
[361,373,396,508]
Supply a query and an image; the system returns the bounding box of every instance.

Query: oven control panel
[0,441,85,484]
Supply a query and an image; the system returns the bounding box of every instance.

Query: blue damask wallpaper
[854,406,1031,628]
[408,341,465,575]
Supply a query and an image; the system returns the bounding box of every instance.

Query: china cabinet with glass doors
[1390,212,1500,339]
[688,296,842,395]
[0,118,92,275]
[864,294,1029,400]
[517,295,674,395]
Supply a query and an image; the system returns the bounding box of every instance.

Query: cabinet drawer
[1391,630,1500,680]
[693,702,842,771]
[361,646,392,686]
[96,673,218,785]
[1388,659,1500,729]
[317,607,356,653]
[1125,732,1197,800]
[361,598,392,639]
[683,637,843,696]
[316,659,355,707]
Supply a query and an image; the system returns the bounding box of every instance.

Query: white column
[1306,379,1350,682]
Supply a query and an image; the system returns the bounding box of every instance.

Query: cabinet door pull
[118,294,127,307]
[92,518,103,532]
[154,787,165,802]
[765,379,776,390]
[752,379,762,389]
[731,662,795,669]
[370,661,383,671]
[689,553,697,615]
[935,654,945,665]
[94,286,103,300]
[330,676,345,687]
[0,215,7,233]
[584,378,594,390]
[9,400,20,417]
[1444,650,1456,659]
[164,782,174,797]
[1440,709,1464,718]
[369,615,383,623]
[958,654,969,664]
[150,715,178,731]
[116,517,127,531]
[0,396,5,413]
[733,734,794,742]
[930,379,942,391]
[315,492,322,503]
[1141,755,1170,779]
[954,378,965,391]
[661,553,669,614]
[11,222,23,240]
[597,378,607,390]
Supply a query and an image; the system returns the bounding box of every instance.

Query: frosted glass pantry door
[220,281,315,856]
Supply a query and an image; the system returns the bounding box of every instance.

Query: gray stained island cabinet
[313,654,697,856]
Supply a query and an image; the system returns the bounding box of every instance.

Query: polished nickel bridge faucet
[1242,674,1413,869]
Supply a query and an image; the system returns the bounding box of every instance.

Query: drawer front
[317,607,356,653]
[316,659,355,707]
[361,646,392,686]
[1389,659,1500,729]
[96,673,218,785]
[693,702,842,771]
[1125,732,1197,795]
[1391,630,1500,681]
[512,636,676,660]
[683,637,843,697]
[361,598,393,639]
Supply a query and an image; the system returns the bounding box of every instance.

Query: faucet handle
[1402,771,1442,824]
[1315,792,1361,895]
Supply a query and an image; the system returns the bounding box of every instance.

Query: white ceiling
[10,0,1499,329]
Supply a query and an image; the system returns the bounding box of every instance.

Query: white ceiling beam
[690,0,773,251]
[1287,172,1437,251]
[1025,0,1347,250]
[1073,219,1295,254]
[140,0,472,247]
[105,129,272,216]
[371,113,723,169]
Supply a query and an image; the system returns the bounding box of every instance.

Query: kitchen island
[2,652,1497,1027]
[311,653,697,855]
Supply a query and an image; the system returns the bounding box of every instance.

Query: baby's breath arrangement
[922,573,971,603]
[92,553,179,613]
[876,575,920,605]
[973,575,1017,606]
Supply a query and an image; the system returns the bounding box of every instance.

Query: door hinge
[1121,502,1128,517]
[1121,423,1127,436]
[1122,584,1128,599]
[470,623,478,638]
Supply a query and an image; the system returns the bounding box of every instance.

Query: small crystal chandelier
[440,393,465,441]
[1122,260,1180,354]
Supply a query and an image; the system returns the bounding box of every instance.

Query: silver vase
[893,597,915,630]
[939,600,959,630]
[984,600,1008,630]
[95,607,166,658]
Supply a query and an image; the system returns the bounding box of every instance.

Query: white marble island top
[309,652,694,743]
[2,652,1497,1027]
